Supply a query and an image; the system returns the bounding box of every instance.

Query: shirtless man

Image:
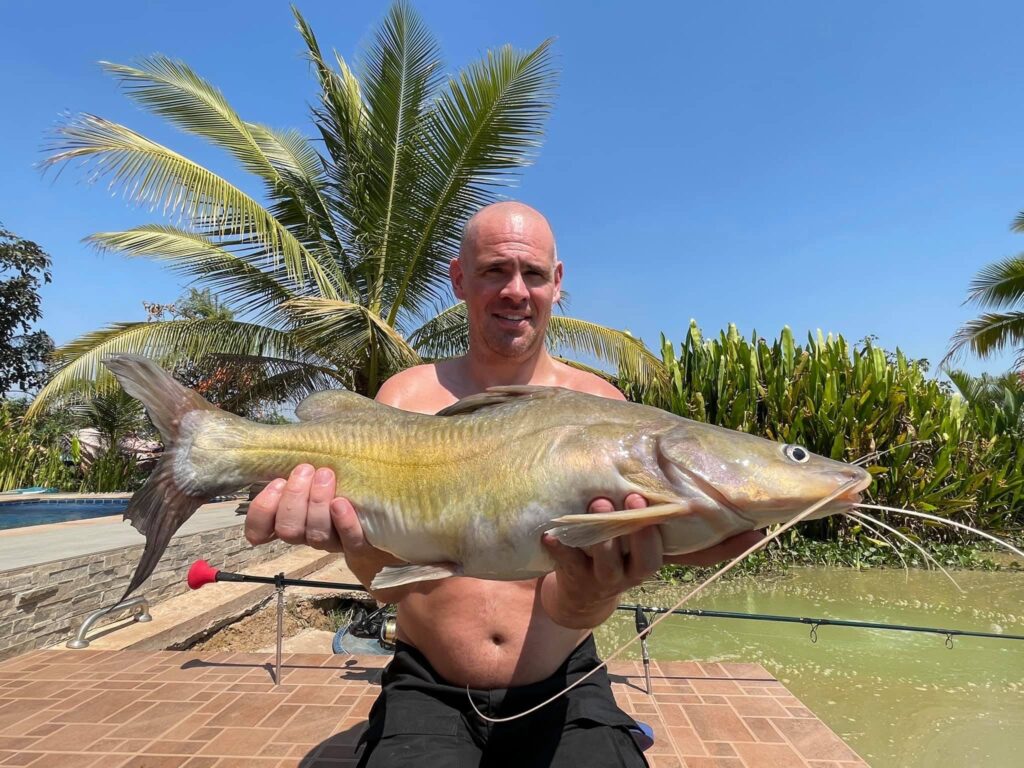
[245,202,761,766]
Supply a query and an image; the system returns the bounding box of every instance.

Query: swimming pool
[0,498,130,530]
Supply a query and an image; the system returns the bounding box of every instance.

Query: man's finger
[245,477,285,545]
[305,468,342,551]
[626,525,663,582]
[275,464,314,544]
[330,497,364,552]
[542,533,589,579]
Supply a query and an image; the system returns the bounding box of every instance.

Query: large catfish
[104,355,871,602]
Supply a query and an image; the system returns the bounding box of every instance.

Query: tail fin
[103,354,218,603]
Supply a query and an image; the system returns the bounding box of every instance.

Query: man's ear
[552,260,564,304]
[449,257,465,300]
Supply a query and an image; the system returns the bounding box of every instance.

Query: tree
[143,288,265,415]
[946,254,1024,370]
[29,2,662,416]
[0,226,54,396]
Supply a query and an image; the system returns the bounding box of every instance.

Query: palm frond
[102,57,291,183]
[285,298,421,376]
[944,311,1024,364]
[28,320,309,416]
[547,315,667,394]
[293,8,374,295]
[358,0,442,313]
[43,114,340,296]
[965,254,1024,309]
[86,226,298,323]
[383,38,557,325]
[406,301,469,358]
[945,369,983,402]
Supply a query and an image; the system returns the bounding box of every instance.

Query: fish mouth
[837,472,873,503]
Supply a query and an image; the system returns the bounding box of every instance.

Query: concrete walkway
[0,502,244,572]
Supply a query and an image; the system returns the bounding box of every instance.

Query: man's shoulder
[376,362,461,414]
[551,360,625,401]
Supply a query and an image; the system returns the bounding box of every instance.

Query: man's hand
[540,493,663,630]
[245,465,343,551]
[539,494,768,629]
[245,465,405,600]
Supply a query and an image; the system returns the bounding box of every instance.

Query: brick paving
[0,649,867,767]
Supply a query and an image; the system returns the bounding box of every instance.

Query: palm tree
[29,2,662,416]
[945,254,1024,371]
[945,369,1024,439]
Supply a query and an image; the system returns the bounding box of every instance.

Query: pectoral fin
[546,503,689,549]
[370,563,462,590]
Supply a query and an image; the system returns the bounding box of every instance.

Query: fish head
[658,422,872,526]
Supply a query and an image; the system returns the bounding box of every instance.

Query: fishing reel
[347,603,398,651]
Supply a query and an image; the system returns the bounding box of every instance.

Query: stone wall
[0,523,289,660]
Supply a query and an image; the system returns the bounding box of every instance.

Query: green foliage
[0,396,146,493]
[621,322,1024,541]
[0,225,54,395]
[0,400,76,491]
[659,534,1005,584]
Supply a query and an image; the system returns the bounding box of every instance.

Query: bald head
[459,202,557,264]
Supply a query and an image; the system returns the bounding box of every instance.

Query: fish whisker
[467,478,865,724]
[844,510,964,592]
[851,440,930,467]
[842,511,911,578]
[855,503,1024,560]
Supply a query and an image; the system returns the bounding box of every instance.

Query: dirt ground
[187,595,360,652]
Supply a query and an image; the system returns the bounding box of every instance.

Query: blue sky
[2,0,1022,378]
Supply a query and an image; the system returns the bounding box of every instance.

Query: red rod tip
[187,559,219,589]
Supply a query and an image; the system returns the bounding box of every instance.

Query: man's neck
[459,345,558,391]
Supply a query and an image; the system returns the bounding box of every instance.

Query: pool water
[0,499,130,530]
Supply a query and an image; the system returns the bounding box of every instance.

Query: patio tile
[0,650,866,766]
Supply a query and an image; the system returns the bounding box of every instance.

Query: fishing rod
[186,561,1024,686]
[186,559,364,591]
[617,603,1024,647]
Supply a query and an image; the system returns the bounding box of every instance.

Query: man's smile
[493,312,532,328]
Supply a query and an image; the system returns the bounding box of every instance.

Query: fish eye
[784,444,810,463]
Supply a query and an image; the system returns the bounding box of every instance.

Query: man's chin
[483,331,542,359]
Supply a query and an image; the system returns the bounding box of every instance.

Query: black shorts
[356,634,649,767]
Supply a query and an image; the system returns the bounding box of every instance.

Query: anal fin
[370,563,461,590]
[546,502,689,549]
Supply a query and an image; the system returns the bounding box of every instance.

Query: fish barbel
[104,354,871,602]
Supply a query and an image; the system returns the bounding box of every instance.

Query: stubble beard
[481,321,544,360]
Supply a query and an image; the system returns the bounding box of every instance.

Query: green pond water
[594,568,1024,768]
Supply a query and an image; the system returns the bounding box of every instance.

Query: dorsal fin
[295,389,378,421]
[436,385,567,417]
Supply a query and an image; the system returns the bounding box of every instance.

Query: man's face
[451,212,562,360]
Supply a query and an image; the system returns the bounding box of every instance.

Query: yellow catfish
[104,355,870,601]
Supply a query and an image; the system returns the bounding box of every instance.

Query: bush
[620,322,1024,542]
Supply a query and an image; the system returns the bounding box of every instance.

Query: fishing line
[465,478,863,724]
[842,511,912,576]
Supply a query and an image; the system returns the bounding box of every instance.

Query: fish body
[104,355,870,600]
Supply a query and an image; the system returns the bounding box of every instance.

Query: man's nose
[499,271,529,302]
